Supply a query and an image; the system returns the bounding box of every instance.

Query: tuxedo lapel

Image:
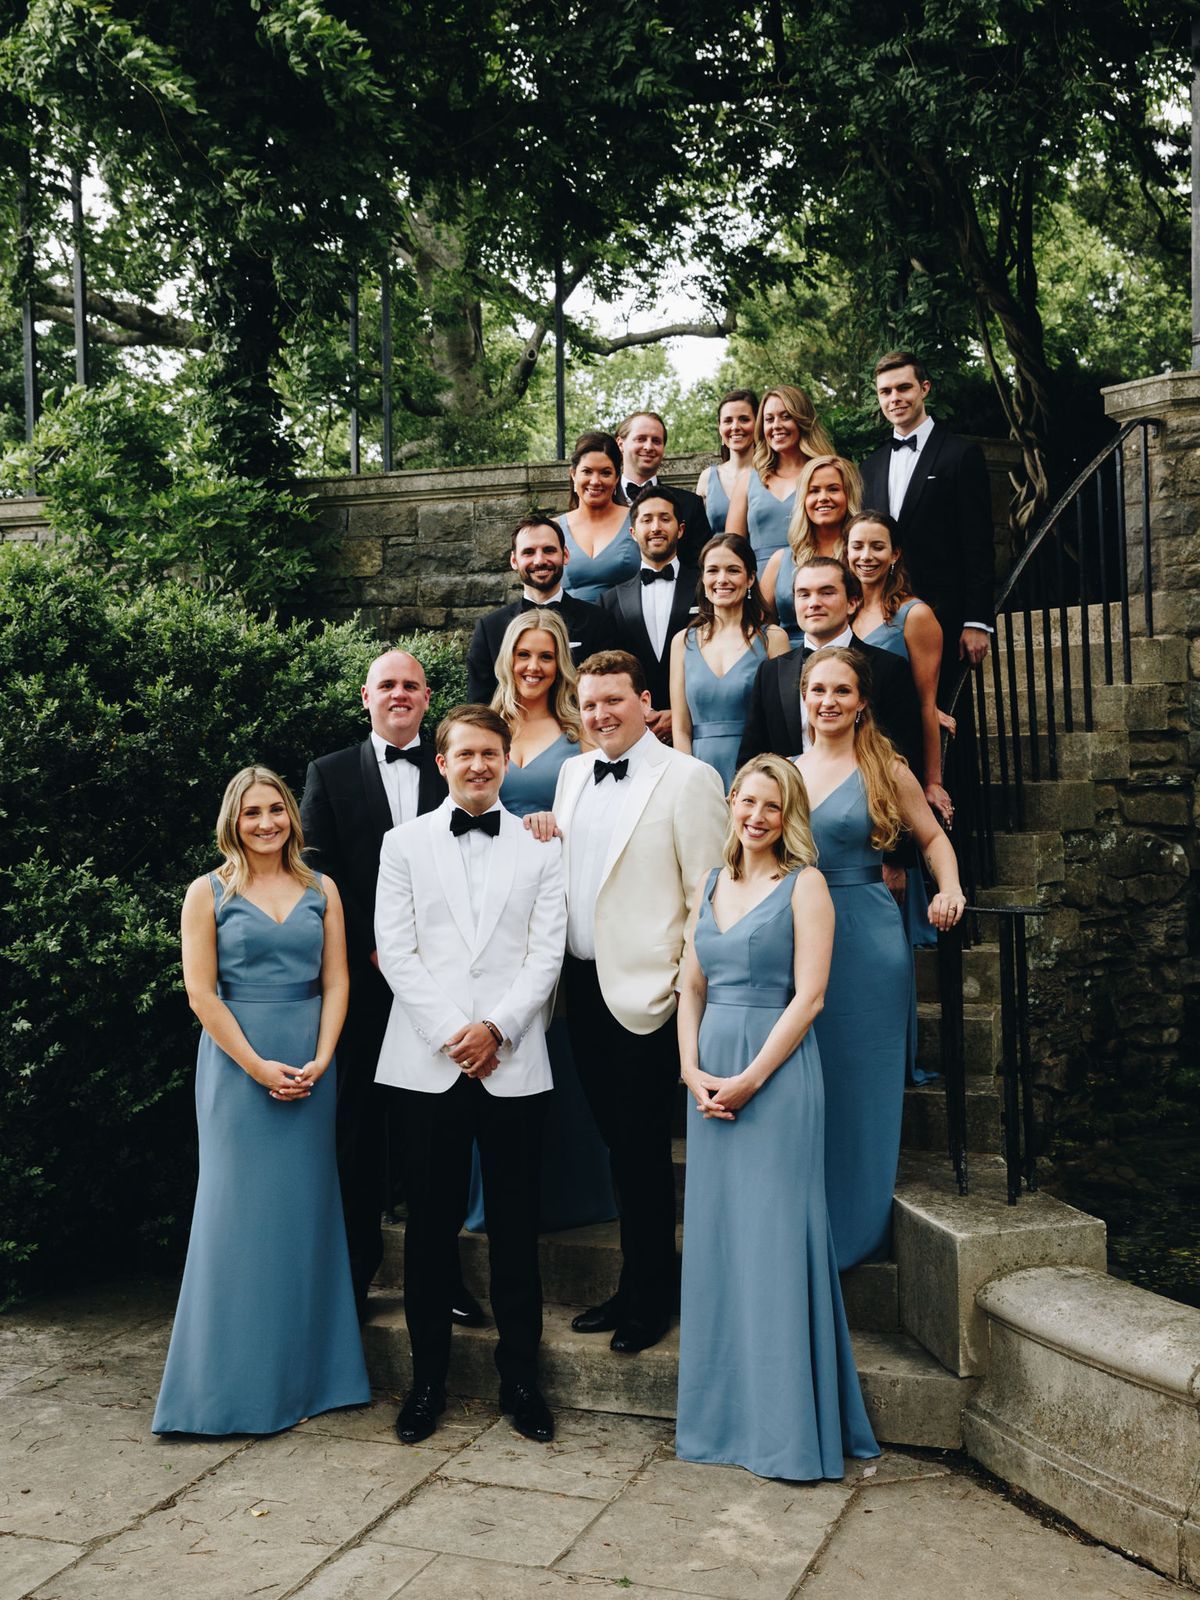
[471,815,518,957]
[358,737,394,841]
[776,651,805,754]
[430,814,477,953]
[616,579,657,661]
[898,424,948,530]
[601,746,669,884]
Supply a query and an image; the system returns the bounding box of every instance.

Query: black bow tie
[891,435,918,453]
[450,807,501,838]
[625,480,652,499]
[593,758,629,785]
[385,744,422,766]
[640,566,675,585]
[521,597,561,611]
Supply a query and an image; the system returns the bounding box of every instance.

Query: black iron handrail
[938,906,1044,1204]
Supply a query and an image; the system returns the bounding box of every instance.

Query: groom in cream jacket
[375,704,566,1447]
[552,650,727,1354]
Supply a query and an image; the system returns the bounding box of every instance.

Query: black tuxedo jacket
[466,593,618,705]
[599,565,699,710]
[736,636,923,778]
[626,480,712,567]
[859,423,995,643]
[300,731,446,968]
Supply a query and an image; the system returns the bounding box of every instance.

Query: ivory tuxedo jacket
[552,737,727,1036]
[373,800,567,1097]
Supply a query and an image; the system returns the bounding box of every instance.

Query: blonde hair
[799,647,906,853]
[214,767,318,905]
[491,609,582,743]
[751,385,837,481]
[722,753,818,880]
[784,455,864,570]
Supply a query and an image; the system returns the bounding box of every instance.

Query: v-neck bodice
[694,866,799,1000]
[860,597,919,660]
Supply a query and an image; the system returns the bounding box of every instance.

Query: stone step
[361,1295,975,1448]
[988,778,1095,832]
[916,1000,1001,1077]
[901,1081,1002,1155]
[380,1218,899,1334]
[981,728,1129,782]
[980,676,1177,736]
[991,832,1063,888]
[915,942,1002,1005]
[990,627,1187,687]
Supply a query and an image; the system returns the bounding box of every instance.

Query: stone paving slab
[294,1394,495,1452]
[439,1409,671,1500]
[555,1454,853,1599]
[372,1475,606,1568]
[0,1535,85,1600]
[392,1552,682,1596]
[799,1473,1186,1598]
[287,1540,435,1599]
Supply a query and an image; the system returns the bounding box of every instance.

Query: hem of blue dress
[675,1444,879,1481]
[152,1387,371,1438]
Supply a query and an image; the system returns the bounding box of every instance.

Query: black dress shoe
[395,1382,445,1444]
[571,1294,623,1334]
[451,1286,487,1327]
[500,1382,555,1442]
[610,1315,670,1354]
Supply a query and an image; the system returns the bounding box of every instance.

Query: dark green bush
[0,545,467,1303]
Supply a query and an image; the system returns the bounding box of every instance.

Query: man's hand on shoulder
[522,810,561,842]
[645,708,673,743]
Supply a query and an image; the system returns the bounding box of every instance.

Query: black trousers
[397,1076,548,1392]
[334,966,394,1310]
[564,955,679,1323]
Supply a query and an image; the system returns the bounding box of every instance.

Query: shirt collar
[523,585,564,604]
[372,729,422,762]
[799,623,855,651]
[591,726,656,772]
[640,558,679,579]
[893,413,935,448]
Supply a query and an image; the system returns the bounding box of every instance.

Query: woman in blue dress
[670,533,790,791]
[725,385,837,569]
[760,455,863,645]
[558,430,638,602]
[695,388,757,534]
[461,610,616,1234]
[154,767,368,1435]
[676,753,878,1481]
[794,649,965,1269]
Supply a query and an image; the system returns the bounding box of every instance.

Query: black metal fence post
[70,168,89,387]
[348,267,361,476]
[380,257,393,472]
[18,165,39,449]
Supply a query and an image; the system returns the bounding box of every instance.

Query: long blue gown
[558,512,638,603]
[859,599,938,1085]
[773,546,803,645]
[705,465,731,534]
[808,772,913,1269]
[745,471,796,569]
[463,733,616,1233]
[153,877,369,1435]
[676,869,879,1480]
[683,627,768,791]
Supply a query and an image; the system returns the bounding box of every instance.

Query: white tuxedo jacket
[373,800,567,1096]
[553,738,727,1035]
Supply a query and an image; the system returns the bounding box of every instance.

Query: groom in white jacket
[374,704,566,1447]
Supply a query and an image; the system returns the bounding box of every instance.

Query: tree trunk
[199,245,293,481]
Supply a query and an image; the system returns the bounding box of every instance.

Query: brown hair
[784,454,864,569]
[751,385,837,480]
[799,646,906,852]
[722,754,817,879]
[793,554,863,610]
[616,410,668,447]
[874,350,928,385]
[576,649,647,697]
[214,766,318,905]
[691,533,770,646]
[844,510,915,624]
[511,512,566,554]
[567,431,626,510]
[491,609,583,743]
[716,388,758,462]
[436,704,513,755]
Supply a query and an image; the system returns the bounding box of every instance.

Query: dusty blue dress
[676,869,879,1480]
[463,734,616,1233]
[773,546,803,645]
[153,876,369,1435]
[684,628,768,791]
[808,772,914,1269]
[558,512,637,602]
[705,465,731,534]
[745,471,796,569]
[859,599,937,1085]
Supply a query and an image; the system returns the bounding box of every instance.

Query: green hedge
[0,545,467,1303]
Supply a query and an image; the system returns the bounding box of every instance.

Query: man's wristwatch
[482,1019,503,1047]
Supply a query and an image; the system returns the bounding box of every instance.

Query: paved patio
[0,1279,1187,1599]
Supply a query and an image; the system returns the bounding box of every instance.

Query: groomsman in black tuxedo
[737,558,922,777]
[300,651,478,1324]
[466,514,617,705]
[615,411,711,567]
[599,484,698,743]
[859,351,995,697]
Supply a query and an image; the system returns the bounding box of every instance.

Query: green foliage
[0,544,462,1303]
[0,377,335,609]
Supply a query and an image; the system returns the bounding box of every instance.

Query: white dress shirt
[371,729,421,827]
[796,623,855,752]
[639,558,679,659]
[525,585,564,606]
[566,729,657,960]
[452,799,501,933]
